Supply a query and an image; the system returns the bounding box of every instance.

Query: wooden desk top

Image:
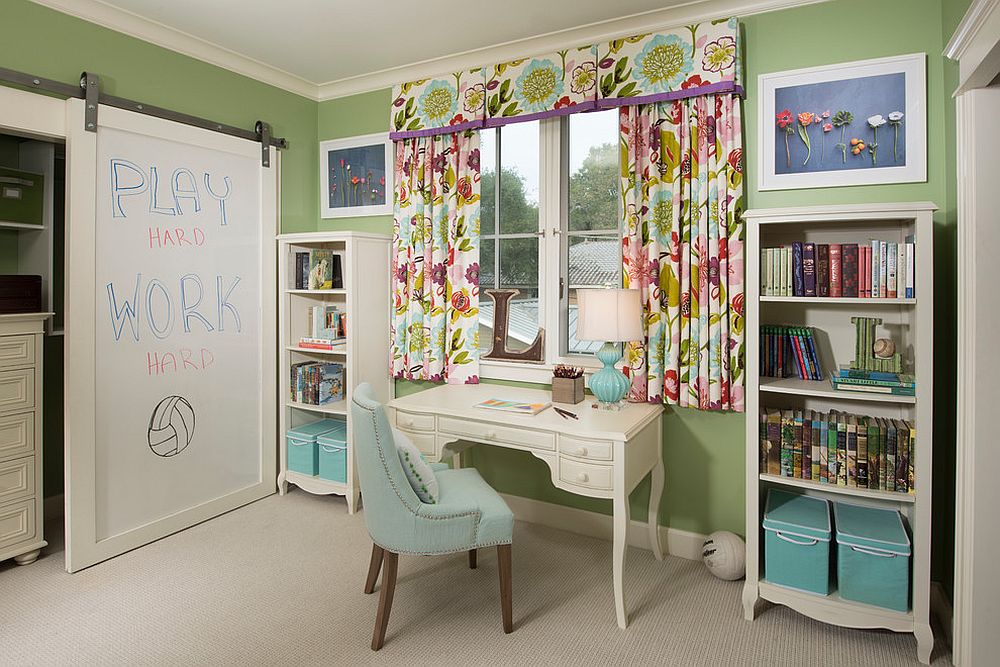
[388,383,662,442]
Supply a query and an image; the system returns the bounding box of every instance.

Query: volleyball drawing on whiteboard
[147,396,196,457]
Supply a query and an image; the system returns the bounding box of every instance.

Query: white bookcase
[276,231,391,513]
[740,203,935,664]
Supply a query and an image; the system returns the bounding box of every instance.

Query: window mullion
[493,128,502,290]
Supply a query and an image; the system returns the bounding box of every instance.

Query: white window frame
[480,116,619,383]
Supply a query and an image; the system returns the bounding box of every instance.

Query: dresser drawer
[0,369,34,414]
[0,456,33,504]
[397,428,437,457]
[0,411,34,461]
[394,410,435,432]
[559,435,613,461]
[0,335,34,369]
[438,416,555,451]
[559,458,613,491]
[0,498,35,551]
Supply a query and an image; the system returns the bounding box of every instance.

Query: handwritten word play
[110,159,232,225]
[147,348,215,376]
[106,273,242,342]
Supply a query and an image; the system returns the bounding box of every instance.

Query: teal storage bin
[763,489,832,595]
[317,421,348,483]
[834,501,911,612]
[286,419,343,476]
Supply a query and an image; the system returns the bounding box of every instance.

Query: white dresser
[0,312,49,566]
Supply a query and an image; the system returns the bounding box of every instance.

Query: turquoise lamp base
[588,341,630,407]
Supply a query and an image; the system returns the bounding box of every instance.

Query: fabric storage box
[763,489,832,595]
[317,420,348,483]
[286,419,343,476]
[834,501,911,612]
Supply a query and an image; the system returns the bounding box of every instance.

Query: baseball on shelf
[873,338,895,358]
[702,531,746,581]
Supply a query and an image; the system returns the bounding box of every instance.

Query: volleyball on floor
[702,530,746,581]
[147,395,196,457]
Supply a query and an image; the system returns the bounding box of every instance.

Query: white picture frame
[758,53,926,191]
[320,132,393,218]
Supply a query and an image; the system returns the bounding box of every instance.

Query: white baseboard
[44,493,65,520]
[930,581,953,649]
[500,493,708,562]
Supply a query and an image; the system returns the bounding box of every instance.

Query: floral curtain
[485,46,597,126]
[390,130,482,384]
[620,95,745,411]
[390,69,486,140]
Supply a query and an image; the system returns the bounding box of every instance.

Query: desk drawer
[0,498,35,551]
[0,369,34,414]
[438,416,555,451]
[394,410,435,432]
[559,435,613,461]
[559,458,613,491]
[0,411,33,461]
[0,456,33,504]
[397,428,437,457]
[0,335,34,370]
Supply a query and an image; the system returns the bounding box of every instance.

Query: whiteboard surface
[94,127,263,540]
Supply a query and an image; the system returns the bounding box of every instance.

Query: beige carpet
[0,491,950,666]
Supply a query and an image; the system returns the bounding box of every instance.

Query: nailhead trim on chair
[354,397,504,555]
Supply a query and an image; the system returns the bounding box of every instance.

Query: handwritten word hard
[147,348,215,376]
[107,273,242,342]
[148,226,206,249]
[110,159,232,225]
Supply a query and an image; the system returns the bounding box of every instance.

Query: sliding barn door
[64,99,277,571]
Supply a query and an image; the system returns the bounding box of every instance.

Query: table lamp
[576,288,643,408]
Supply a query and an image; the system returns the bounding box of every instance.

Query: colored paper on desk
[474,398,551,415]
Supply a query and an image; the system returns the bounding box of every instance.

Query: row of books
[303,304,347,347]
[830,365,915,397]
[290,362,344,405]
[759,407,914,493]
[293,249,344,290]
[760,325,823,380]
[761,239,915,299]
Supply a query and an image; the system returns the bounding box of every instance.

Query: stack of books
[759,407,914,494]
[290,362,344,405]
[293,249,344,290]
[761,238,915,298]
[760,325,822,380]
[298,304,347,349]
[830,365,915,397]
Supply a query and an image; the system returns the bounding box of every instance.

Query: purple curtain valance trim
[595,82,745,109]
[388,18,743,134]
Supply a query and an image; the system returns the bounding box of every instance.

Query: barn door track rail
[0,67,287,167]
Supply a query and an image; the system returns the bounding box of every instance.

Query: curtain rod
[0,67,288,166]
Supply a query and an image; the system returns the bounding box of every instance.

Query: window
[478,110,621,380]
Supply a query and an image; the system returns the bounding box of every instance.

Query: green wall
[316,0,965,588]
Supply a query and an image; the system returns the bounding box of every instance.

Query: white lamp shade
[576,288,643,342]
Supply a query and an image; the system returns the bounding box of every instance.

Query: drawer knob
[576,472,589,483]
[576,447,588,457]
[402,419,414,428]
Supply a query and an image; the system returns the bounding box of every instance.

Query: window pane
[480,237,496,290]
[567,233,621,354]
[499,121,539,235]
[569,110,619,232]
[480,128,496,236]
[480,237,539,353]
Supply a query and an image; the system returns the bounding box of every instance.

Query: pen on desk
[554,406,578,420]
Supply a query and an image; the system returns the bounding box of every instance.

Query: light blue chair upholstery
[351,383,515,649]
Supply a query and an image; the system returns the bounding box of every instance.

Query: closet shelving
[741,203,935,664]
[276,231,391,513]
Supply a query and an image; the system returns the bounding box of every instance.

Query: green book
[867,419,880,490]
[793,411,803,479]
[780,410,794,477]
[836,413,847,486]
[856,416,868,489]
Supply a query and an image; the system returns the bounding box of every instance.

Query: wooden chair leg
[364,544,384,594]
[468,548,477,569]
[371,551,398,651]
[497,544,512,634]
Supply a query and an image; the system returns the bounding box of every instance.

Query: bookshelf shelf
[743,203,935,664]
[759,473,916,504]
[760,296,915,305]
[759,377,916,404]
[277,232,391,513]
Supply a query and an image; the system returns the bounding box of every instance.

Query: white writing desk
[386,383,664,628]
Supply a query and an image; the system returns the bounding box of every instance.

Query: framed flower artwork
[758,53,926,190]
[320,132,393,218]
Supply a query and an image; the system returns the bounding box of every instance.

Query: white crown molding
[316,0,830,100]
[28,0,319,100]
[944,0,1000,95]
[945,0,1000,60]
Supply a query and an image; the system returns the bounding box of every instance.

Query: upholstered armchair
[350,383,515,650]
